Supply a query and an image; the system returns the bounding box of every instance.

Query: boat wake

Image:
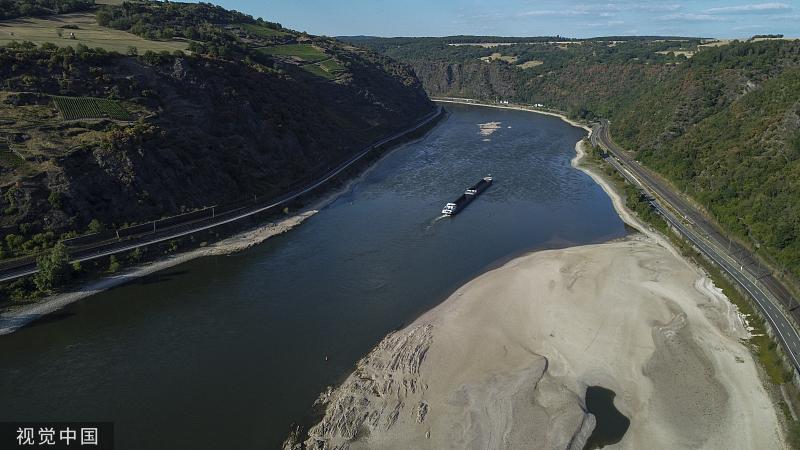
[424,215,449,233]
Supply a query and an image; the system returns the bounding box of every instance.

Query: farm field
[0,146,25,170]
[319,58,344,73]
[258,43,328,62]
[517,59,544,69]
[479,52,517,64]
[300,58,346,79]
[236,22,288,38]
[0,12,189,53]
[258,43,346,79]
[52,96,132,121]
[656,50,695,58]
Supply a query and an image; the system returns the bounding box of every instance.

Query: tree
[107,255,120,273]
[33,242,71,292]
[87,219,104,234]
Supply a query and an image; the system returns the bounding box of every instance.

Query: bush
[33,242,71,292]
[87,219,104,234]
[48,191,61,209]
[789,420,800,449]
[128,247,142,262]
[107,255,120,273]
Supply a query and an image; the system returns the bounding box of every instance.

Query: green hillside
[614,43,800,275]
[0,1,433,288]
[344,36,800,282]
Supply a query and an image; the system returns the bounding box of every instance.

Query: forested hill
[0,2,433,267]
[343,36,800,283]
[0,0,93,19]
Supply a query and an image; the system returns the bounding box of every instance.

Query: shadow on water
[131,270,191,286]
[583,386,630,449]
[0,311,76,331]
[102,270,193,292]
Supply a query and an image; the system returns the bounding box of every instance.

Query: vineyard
[51,96,133,121]
[258,44,329,62]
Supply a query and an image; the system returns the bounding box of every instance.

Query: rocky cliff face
[0,45,433,237]
[412,60,517,99]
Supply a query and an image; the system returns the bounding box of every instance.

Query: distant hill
[0,0,94,19]
[344,35,800,283]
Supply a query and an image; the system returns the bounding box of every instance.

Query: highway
[0,107,444,284]
[593,121,800,373]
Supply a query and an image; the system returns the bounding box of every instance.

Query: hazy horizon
[200,1,799,39]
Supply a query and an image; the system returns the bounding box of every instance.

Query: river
[0,103,626,449]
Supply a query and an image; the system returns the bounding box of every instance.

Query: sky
[208,0,800,38]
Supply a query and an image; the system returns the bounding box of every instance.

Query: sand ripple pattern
[303,324,434,450]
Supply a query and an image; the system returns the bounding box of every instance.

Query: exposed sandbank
[305,236,783,449]
[301,113,786,449]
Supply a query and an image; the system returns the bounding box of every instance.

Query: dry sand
[301,138,787,448]
[477,121,503,136]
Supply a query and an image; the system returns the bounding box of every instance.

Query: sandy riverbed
[301,139,786,449]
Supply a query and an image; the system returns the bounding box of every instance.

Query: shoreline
[432,97,591,132]
[0,198,323,336]
[434,97,682,256]
[0,114,443,336]
[299,101,785,449]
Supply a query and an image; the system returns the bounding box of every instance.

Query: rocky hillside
[344,35,800,283]
[0,2,433,260]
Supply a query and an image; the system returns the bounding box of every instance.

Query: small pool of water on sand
[584,385,630,449]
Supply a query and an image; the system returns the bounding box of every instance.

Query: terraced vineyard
[237,22,288,38]
[303,59,346,80]
[52,96,133,121]
[0,140,27,180]
[258,44,328,62]
[258,43,347,79]
[319,59,345,74]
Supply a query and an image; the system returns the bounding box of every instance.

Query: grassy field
[236,22,288,38]
[301,59,346,80]
[0,138,35,183]
[0,146,25,169]
[52,96,132,121]
[258,43,328,62]
[517,60,544,69]
[656,50,695,58]
[258,43,345,79]
[0,12,189,53]
[479,52,518,64]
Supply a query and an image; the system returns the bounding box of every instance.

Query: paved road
[0,107,444,284]
[594,121,800,373]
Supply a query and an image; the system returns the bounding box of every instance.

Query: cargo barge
[441,176,493,216]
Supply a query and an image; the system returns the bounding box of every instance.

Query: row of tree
[0,0,92,19]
